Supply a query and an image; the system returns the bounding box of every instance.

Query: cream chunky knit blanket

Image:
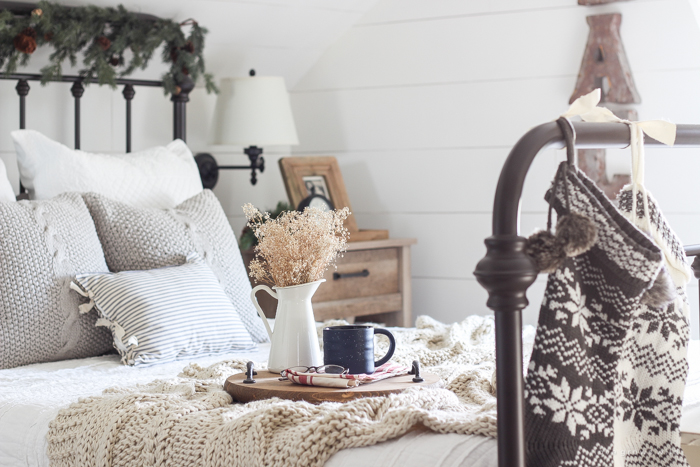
[47,315,533,467]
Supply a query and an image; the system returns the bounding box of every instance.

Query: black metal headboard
[1,73,194,194]
[2,73,193,149]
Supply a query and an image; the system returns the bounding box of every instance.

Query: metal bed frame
[474,121,700,467]
[3,73,193,151]
[1,72,194,194]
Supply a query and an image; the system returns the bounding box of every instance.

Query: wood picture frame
[278,156,389,242]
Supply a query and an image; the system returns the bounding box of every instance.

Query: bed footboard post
[172,76,194,142]
[474,236,536,467]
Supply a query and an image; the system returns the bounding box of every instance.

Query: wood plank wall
[288,0,700,335]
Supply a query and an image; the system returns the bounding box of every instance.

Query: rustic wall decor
[570,13,639,104]
[571,13,638,198]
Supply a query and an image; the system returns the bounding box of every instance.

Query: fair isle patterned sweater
[524,164,690,467]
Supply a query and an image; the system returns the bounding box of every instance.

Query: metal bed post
[70,80,84,150]
[474,122,700,467]
[122,84,135,153]
[172,76,194,142]
[15,78,29,195]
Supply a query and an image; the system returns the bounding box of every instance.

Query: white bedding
[0,343,498,467]
[5,339,700,466]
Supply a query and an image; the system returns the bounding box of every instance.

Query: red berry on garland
[14,29,37,54]
[183,41,194,53]
[109,55,120,66]
[96,36,111,51]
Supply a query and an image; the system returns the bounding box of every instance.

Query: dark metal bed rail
[2,72,193,194]
[474,122,700,467]
[1,72,192,150]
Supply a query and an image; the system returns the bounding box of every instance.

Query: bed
[0,71,503,466]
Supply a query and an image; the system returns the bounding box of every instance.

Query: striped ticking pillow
[72,252,256,366]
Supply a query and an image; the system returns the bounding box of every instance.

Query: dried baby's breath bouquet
[243,203,350,288]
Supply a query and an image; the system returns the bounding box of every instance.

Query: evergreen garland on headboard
[0,1,217,96]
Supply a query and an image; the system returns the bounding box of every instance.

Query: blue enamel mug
[323,325,396,375]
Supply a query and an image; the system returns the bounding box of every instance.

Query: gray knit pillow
[82,190,268,343]
[0,193,113,369]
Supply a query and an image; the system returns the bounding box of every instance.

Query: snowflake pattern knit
[46,315,532,467]
[524,164,666,467]
[614,187,691,467]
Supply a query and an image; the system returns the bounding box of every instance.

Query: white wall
[287,0,700,336]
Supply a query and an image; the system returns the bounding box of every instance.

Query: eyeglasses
[279,365,348,380]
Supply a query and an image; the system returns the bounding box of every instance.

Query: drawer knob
[333,269,370,280]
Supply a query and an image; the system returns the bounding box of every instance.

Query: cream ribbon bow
[560,89,676,231]
[561,88,676,147]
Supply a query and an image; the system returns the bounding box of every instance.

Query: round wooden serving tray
[224,371,441,404]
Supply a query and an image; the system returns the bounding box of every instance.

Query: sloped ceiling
[14,0,382,88]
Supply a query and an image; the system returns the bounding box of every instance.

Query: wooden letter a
[570,13,640,104]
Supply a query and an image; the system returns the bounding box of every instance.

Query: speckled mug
[323,325,396,375]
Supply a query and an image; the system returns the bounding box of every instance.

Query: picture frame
[278,156,388,242]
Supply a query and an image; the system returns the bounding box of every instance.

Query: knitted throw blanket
[47,315,531,467]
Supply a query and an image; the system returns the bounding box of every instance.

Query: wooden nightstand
[243,238,416,327]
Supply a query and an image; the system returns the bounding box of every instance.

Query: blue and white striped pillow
[72,253,256,366]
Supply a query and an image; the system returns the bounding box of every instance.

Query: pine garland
[0,1,217,95]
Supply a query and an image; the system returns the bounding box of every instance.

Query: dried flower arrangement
[239,201,292,251]
[243,203,350,288]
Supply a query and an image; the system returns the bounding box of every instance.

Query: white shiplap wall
[287,0,700,335]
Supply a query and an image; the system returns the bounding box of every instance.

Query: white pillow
[72,252,256,366]
[0,159,14,202]
[11,130,203,209]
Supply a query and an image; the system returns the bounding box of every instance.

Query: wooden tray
[224,371,441,404]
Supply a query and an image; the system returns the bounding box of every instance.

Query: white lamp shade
[210,76,299,146]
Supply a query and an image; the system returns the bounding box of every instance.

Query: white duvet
[0,343,498,467]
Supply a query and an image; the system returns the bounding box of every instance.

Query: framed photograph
[279,156,389,242]
[279,156,359,232]
[302,175,330,199]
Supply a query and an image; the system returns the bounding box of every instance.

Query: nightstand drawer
[313,248,399,302]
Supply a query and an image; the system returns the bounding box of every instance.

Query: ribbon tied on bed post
[560,89,677,231]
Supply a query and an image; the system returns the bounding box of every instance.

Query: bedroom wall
[281,0,700,337]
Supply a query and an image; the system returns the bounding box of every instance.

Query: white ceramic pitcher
[250,279,324,373]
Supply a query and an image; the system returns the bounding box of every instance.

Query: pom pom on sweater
[525,230,566,273]
[556,212,598,257]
